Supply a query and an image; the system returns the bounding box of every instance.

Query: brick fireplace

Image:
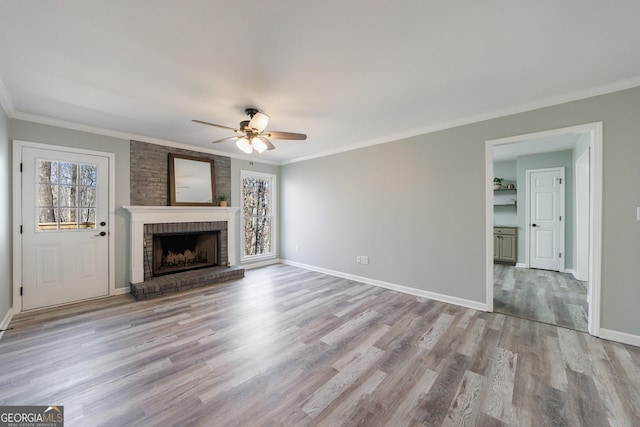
[123,206,243,299]
[144,221,226,280]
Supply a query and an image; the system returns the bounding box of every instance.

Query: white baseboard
[0,307,14,342]
[599,328,640,348]
[516,263,527,268]
[565,270,589,281]
[115,287,130,296]
[241,258,282,270]
[282,260,487,312]
[564,268,577,278]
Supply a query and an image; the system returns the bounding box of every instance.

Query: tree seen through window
[242,173,274,257]
[37,159,97,230]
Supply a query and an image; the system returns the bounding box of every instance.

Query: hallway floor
[493,264,588,332]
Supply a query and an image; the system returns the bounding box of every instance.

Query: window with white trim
[241,171,276,261]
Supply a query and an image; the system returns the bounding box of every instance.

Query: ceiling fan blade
[211,136,240,144]
[263,131,307,140]
[192,119,239,132]
[248,112,270,133]
[256,136,276,151]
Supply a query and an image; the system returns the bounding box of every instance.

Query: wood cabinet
[494,226,517,264]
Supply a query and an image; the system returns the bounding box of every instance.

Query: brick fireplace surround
[144,221,225,281]
[123,206,244,299]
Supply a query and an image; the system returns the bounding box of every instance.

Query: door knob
[95,231,107,237]
[532,224,539,227]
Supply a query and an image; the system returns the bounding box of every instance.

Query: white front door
[21,146,110,310]
[528,168,564,271]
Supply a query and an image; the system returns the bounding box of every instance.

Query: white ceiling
[1,1,640,164]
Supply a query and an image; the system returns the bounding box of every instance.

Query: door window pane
[80,187,96,207]
[38,183,56,206]
[38,160,56,183]
[80,164,97,186]
[79,209,96,229]
[58,162,77,185]
[59,208,77,227]
[59,185,77,207]
[38,209,57,230]
[36,159,98,231]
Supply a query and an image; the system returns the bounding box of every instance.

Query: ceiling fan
[193,108,307,155]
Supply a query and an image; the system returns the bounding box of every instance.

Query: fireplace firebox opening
[152,231,219,277]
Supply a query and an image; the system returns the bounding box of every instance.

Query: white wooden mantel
[123,206,239,284]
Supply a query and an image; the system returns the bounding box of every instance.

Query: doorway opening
[485,123,602,335]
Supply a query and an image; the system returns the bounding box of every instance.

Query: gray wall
[515,150,574,266]
[0,108,10,322]
[282,131,487,302]
[493,160,517,185]
[281,86,640,337]
[10,120,131,289]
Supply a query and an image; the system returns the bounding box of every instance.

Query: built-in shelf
[494,187,517,207]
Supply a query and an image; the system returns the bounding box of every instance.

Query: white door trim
[12,140,116,313]
[485,122,603,336]
[525,167,565,272]
[575,148,590,282]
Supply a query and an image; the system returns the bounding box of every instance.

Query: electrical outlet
[356,255,361,263]
[361,255,369,265]
[296,245,300,252]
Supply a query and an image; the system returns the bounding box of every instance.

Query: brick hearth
[130,265,244,300]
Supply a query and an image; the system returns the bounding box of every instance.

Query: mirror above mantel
[168,153,217,206]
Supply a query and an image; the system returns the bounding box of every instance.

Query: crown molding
[4,73,640,166]
[10,111,280,165]
[282,76,640,165]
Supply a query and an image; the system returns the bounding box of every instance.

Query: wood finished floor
[493,265,588,332]
[1,264,639,426]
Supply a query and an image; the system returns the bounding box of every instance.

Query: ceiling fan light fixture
[236,137,253,154]
[248,112,270,132]
[193,110,307,155]
[252,136,268,153]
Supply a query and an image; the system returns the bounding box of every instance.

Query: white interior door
[21,146,110,310]
[528,168,564,271]
[575,149,590,281]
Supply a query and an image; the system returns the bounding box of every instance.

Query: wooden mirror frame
[168,153,217,206]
